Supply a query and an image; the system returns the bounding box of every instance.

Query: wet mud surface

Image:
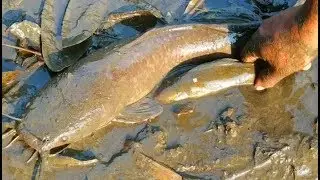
[3,59,318,179]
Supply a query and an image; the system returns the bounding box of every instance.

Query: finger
[241,32,263,63]
[183,0,205,16]
[254,70,284,90]
[302,62,312,71]
[241,53,259,63]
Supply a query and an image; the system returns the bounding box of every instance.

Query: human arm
[241,0,318,90]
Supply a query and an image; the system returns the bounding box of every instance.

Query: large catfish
[3,22,259,165]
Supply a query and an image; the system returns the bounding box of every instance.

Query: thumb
[241,32,263,63]
[254,70,284,90]
[241,52,259,63]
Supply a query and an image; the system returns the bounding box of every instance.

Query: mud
[3,59,317,179]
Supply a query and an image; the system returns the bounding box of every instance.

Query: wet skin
[241,0,318,89]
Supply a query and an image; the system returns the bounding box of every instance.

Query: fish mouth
[49,143,70,155]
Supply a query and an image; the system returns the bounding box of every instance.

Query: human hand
[241,1,318,90]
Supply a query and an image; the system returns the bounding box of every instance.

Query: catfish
[3,22,259,171]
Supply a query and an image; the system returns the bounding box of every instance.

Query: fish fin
[98,2,166,32]
[114,97,163,124]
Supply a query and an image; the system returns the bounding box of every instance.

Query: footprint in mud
[203,107,243,144]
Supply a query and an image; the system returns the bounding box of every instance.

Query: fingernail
[255,86,265,91]
[302,63,312,71]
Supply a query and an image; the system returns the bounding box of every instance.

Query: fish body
[155,58,255,104]
[17,23,256,153]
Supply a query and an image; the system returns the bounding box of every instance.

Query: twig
[2,113,22,121]
[2,43,42,57]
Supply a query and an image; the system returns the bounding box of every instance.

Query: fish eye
[43,136,50,142]
[61,136,68,142]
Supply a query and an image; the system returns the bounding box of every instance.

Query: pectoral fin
[114,98,163,124]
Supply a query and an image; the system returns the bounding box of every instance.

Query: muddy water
[3,59,317,179]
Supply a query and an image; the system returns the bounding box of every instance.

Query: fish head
[41,133,71,154]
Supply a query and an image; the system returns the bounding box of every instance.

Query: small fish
[155,58,255,104]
